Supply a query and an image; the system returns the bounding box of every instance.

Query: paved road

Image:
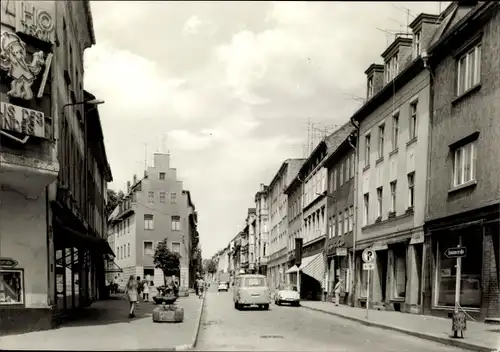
[195,285,469,352]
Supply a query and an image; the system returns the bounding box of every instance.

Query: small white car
[218,282,229,292]
[274,284,300,306]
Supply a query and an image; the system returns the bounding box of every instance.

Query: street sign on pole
[445,247,467,259]
[362,248,376,263]
[366,267,371,320]
[363,263,375,270]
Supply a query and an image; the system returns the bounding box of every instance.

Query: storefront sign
[15,1,55,43]
[445,247,467,258]
[1,102,46,138]
[0,31,47,100]
[0,258,18,268]
[336,248,347,256]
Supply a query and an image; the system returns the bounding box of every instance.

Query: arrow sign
[444,247,467,259]
[0,258,18,267]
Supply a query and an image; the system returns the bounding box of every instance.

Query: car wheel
[276,300,281,306]
[234,302,239,310]
[263,304,269,310]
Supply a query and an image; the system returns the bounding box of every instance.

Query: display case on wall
[0,268,24,306]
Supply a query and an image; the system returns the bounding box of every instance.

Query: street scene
[1,0,500,351]
[196,284,470,352]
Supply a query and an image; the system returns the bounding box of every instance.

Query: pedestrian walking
[136,276,143,298]
[334,277,343,306]
[142,280,150,301]
[125,275,138,318]
[196,277,205,299]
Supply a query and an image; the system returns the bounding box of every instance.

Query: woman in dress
[142,279,150,302]
[125,275,138,318]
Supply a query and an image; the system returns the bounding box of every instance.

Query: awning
[105,259,123,273]
[56,222,114,256]
[300,253,324,284]
[285,265,299,274]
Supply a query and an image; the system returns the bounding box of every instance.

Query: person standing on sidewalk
[334,277,343,306]
[142,280,150,302]
[125,275,138,318]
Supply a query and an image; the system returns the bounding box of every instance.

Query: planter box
[152,306,184,323]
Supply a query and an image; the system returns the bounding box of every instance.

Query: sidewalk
[0,293,205,351]
[301,301,500,352]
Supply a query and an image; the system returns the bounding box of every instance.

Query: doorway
[414,244,423,305]
[377,250,388,302]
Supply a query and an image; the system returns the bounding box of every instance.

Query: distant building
[107,153,198,289]
[255,184,270,275]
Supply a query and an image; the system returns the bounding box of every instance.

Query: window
[367,77,374,98]
[159,191,166,203]
[393,245,407,298]
[363,193,369,226]
[0,269,24,305]
[171,216,181,231]
[144,214,154,230]
[378,124,385,159]
[344,210,349,234]
[409,101,418,139]
[414,31,421,57]
[392,113,399,150]
[333,215,337,236]
[436,230,482,308]
[457,44,481,96]
[170,192,177,204]
[407,173,415,209]
[127,243,130,257]
[339,163,344,185]
[127,219,130,233]
[390,181,397,213]
[143,241,154,256]
[351,154,356,178]
[339,211,343,235]
[159,172,165,180]
[171,242,181,254]
[365,134,371,167]
[347,156,351,179]
[349,206,354,232]
[377,187,383,218]
[148,191,154,203]
[332,169,337,191]
[453,142,476,187]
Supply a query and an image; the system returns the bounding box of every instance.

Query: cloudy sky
[84,1,449,259]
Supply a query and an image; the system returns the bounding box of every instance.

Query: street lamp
[62,99,105,109]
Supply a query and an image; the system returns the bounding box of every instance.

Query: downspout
[422,51,434,314]
[349,117,360,306]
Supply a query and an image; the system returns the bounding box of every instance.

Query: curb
[301,305,496,352]
[174,292,206,351]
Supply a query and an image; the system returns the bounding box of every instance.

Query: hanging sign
[0,257,19,268]
[1,102,46,138]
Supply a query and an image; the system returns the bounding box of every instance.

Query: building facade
[255,184,269,275]
[108,153,195,289]
[0,0,113,334]
[324,131,356,305]
[423,2,500,322]
[284,175,303,283]
[352,11,443,313]
[267,159,304,290]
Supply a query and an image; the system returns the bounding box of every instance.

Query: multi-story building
[184,190,199,288]
[267,159,304,290]
[216,246,230,274]
[423,2,500,322]
[324,129,356,305]
[255,184,270,275]
[107,153,196,289]
[351,10,443,313]
[285,124,353,301]
[247,208,257,273]
[284,175,303,285]
[0,0,113,334]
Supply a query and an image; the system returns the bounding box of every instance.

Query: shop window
[393,246,407,298]
[0,269,24,305]
[435,230,482,308]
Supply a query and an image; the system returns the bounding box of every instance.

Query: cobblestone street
[195,287,470,352]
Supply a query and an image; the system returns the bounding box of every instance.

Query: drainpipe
[349,117,360,307]
[422,50,434,315]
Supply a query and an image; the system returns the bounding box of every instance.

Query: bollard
[451,311,466,338]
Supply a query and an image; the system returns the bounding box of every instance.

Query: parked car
[233,274,271,310]
[274,283,300,306]
[218,282,229,292]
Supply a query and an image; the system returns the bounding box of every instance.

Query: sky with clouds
[84,1,450,259]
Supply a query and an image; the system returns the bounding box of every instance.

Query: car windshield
[280,284,297,291]
[243,277,266,287]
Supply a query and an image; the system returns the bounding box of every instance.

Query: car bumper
[238,297,271,305]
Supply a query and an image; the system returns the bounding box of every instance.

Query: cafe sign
[1,102,46,138]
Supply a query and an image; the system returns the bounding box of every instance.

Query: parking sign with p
[362,248,376,263]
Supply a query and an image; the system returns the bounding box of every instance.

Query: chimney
[133,174,137,184]
[260,183,265,191]
[126,181,131,193]
[364,64,384,100]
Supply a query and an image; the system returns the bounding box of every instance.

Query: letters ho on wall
[0,1,55,140]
